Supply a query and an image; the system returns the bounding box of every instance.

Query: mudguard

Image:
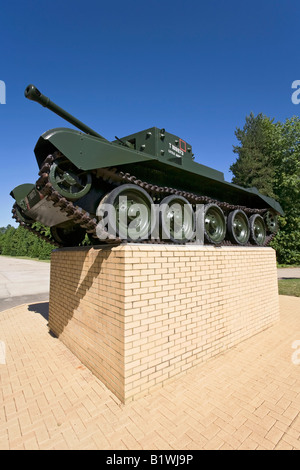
[34,128,156,170]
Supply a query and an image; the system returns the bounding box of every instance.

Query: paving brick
[0,285,299,449]
[265,424,286,446]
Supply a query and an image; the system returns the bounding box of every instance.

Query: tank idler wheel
[50,225,86,247]
[249,214,267,246]
[227,209,250,245]
[159,195,195,243]
[49,158,92,201]
[203,204,226,244]
[96,184,154,242]
[13,204,35,225]
[264,210,279,234]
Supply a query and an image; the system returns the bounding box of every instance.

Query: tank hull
[32,127,283,213]
[11,127,283,247]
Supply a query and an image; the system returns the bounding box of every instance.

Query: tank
[10,84,283,247]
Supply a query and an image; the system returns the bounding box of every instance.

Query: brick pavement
[0,295,299,450]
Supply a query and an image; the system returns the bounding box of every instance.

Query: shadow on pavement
[0,294,49,313]
[278,277,299,280]
[28,302,49,321]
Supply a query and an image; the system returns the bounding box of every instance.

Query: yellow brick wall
[49,246,127,401]
[49,245,279,403]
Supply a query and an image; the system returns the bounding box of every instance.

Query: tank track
[12,154,120,247]
[12,203,61,247]
[95,167,276,247]
[13,153,276,247]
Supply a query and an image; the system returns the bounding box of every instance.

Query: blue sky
[1,0,299,227]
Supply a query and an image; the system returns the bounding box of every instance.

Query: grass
[277,264,300,268]
[278,279,300,297]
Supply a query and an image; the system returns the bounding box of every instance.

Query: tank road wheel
[249,214,267,246]
[264,210,279,234]
[203,204,226,244]
[227,209,250,245]
[97,184,154,241]
[49,158,92,201]
[50,225,86,247]
[159,195,195,243]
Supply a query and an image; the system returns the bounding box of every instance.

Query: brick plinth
[49,245,279,403]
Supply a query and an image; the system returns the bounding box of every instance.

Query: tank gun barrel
[24,84,107,140]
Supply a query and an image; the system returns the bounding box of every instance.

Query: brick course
[49,245,279,402]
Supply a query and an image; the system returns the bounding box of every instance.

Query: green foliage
[230,113,300,265]
[270,117,300,264]
[230,113,281,198]
[0,224,53,260]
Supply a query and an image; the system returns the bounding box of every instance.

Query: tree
[230,113,300,265]
[0,224,53,260]
[1,226,16,256]
[270,117,300,264]
[230,113,281,198]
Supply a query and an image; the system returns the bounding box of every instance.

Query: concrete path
[277,268,300,279]
[0,257,50,312]
[0,295,299,450]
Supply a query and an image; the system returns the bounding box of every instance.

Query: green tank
[10,84,283,247]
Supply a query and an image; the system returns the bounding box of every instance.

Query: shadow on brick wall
[49,246,114,336]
